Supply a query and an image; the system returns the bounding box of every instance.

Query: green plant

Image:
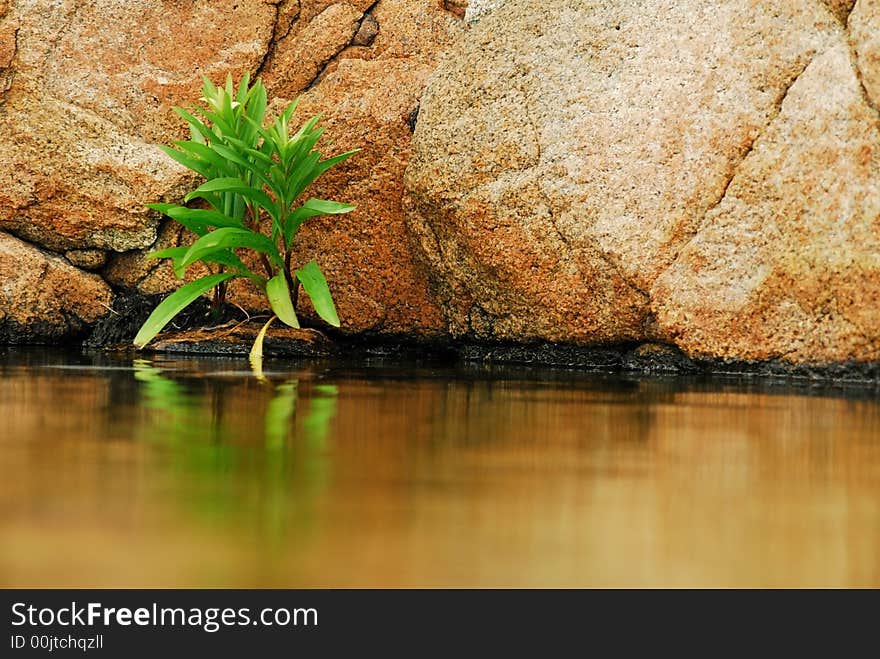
[133,73,357,355]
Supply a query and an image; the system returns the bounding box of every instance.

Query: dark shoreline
[3,291,880,386]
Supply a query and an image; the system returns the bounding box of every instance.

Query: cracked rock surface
[406,0,880,362]
[0,0,277,253]
[653,43,880,362]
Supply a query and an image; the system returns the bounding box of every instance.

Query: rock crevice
[847,0,880,114]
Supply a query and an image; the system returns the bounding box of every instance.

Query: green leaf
[173,107,215,144]
[180,227,281,271]
[201,75,218,102]
[225,137,275,166]
[151,245,245,279]
[296,261,339,327]
[201,250,253,276]
[284,119,324,167]
[209,143,271,188]
[316,149,360,175]
[158,145,212,178]
[146,246,190,262]
[242,82,267,145]
[204,110,238,141]
[266,273,300,328]
[299,198,356,215]
[184,177,278,222]
[154,246,255,281]
[146,203,207,236]
[285,148,359,205]
[174,140,232,173]
[133,272,236,349]
[287,117,324,161]
[143,245,191,279]
[236,71,252,105]
[284,151,322,202]
[146,203,242,235]
[189,123,206,145]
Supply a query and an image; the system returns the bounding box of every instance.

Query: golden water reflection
[1,349,878,587]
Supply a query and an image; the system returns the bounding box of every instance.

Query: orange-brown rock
[0,0,277,252]
[407,0,880,363]
[0,231,112,342]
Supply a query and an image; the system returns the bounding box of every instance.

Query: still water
[1,348,879,587]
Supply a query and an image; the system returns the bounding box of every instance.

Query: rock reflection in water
[0,349,878,587]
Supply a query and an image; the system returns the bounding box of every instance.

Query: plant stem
[212,280,227,320]
[283,247,299,309]
[247,203,274,278]
[259,254,273,278]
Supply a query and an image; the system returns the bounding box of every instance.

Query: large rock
[0,0,277,252]
[0,232,112,342]
[406,0,880,362]
[652,43,880,362]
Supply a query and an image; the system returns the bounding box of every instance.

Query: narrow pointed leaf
[242,83,267,144]
[225,137,275,166]
[146,246,189,262]
[209,143,271,187]
[180,227,281,270]
[288,149,360,204]
[184,178,278,221]
[266,273,300,328]
[200,250,253,275]
[316,149,360,174]
[146,203,242,232]
[201,75,217,101]
[174,140,231,173]
[146,203,208,236]
[289,119,324,156]
[281,99,299,125]
[249,314,275,373]
[295,261,339,327]
[236,72,251,105]
[160,247,260,283]
[158,145,212,178]
[199,108,237,140]
[189,123,206,145]
[285,120,324,167]
[173,107,215,144]
[133,273,236,349]
[284,151,322,202]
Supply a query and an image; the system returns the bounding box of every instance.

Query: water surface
[2,348,879,587]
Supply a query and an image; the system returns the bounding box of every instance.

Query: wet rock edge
[1,291,876,384]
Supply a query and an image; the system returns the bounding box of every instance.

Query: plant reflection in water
[131,358,338,546]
